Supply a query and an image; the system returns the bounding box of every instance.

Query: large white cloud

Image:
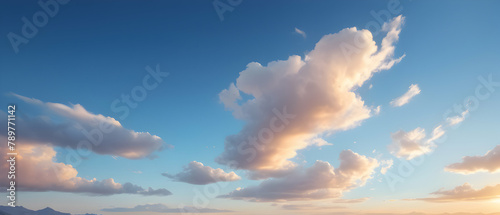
[0,139,170,196]
[216,16,405,171]
[445,145,500,174]
[6,94,169,159]
[219,150,379,202]
[162,161,241,185]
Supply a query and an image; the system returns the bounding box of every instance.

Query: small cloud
[426,125,445,144]
[310,138,333,147]
[390,84,421,107]
[163,161,240,185]
[380,159,394,175]
[294,27,306,38]
[447,109,469,126]
[388,127,433,160]
[132,171,142,174]
[332,197,370,204]
[373,106,381,115]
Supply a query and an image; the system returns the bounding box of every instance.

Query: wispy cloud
[447,109,469,126]
[294,27,306,38]
[390,84,421,107]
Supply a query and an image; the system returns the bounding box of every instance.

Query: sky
[1,0,500,214]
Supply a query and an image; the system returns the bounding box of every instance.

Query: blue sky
[1,0,500,214]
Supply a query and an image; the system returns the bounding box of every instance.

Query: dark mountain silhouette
[0,206,77,215]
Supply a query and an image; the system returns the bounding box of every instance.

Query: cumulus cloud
[409,183,500,202]
[216,16,405,171]
[0,140,170,196]
[101,204,231,213]
[445,145,500,174]
[7,94,168,159]
[295,27,307,38]
[390,84,421,107]
[219,150,379,202]
[388,128,433,160]
[162,161,241,185]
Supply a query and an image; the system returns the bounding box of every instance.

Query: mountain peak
[38,207,55,211]
[0,205,72,215]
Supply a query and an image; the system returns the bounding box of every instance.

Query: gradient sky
[1,1,500,215]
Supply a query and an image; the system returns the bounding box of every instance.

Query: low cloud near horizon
[445,145,500,174]
[101,203,231,213]
[0,139,171,196]
[219,150,379,202]
[408,183,500,203]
